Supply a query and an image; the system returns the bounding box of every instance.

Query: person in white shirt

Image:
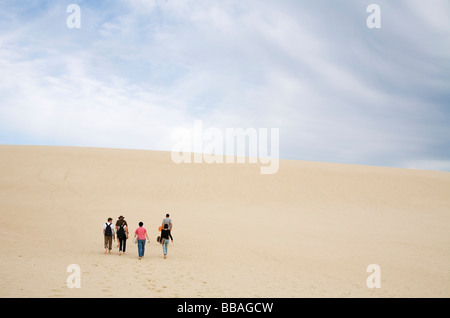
[103,218,115,254]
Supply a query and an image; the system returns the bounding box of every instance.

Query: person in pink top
[134,222,150,260]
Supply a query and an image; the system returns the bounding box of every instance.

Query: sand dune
[0,145,448,297]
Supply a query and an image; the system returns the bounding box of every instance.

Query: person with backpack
[160,223,173,259]
[116,216,129,255]
[115,215,128,248]
[103,218,115,254]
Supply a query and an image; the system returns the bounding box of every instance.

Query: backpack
[118,224,126,239]
[104,223,112,236]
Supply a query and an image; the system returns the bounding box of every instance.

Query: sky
[0,0,449,171]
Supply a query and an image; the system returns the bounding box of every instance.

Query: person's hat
[119,215,124,219]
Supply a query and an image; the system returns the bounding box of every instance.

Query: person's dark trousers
[119,237,127,252]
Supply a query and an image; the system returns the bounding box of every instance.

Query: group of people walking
[102,214,174,260]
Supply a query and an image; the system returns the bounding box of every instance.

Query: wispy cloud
[0,0,449,171]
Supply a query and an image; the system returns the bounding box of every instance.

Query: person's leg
[104,235,108,253]
[108,236,113,253]
[162,239,167,255]
[141,239,146,257]
[163,240,169,258]
[123,238,127,253]
[118,238,123,254]
[137,240,143,258]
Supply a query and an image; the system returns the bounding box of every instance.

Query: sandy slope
[0,145,448,297]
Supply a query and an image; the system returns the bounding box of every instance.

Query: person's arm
[169,231,173,242]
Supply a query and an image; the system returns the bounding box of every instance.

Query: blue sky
[0,0,449,171]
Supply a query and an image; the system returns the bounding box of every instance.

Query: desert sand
[0,145,449,298]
